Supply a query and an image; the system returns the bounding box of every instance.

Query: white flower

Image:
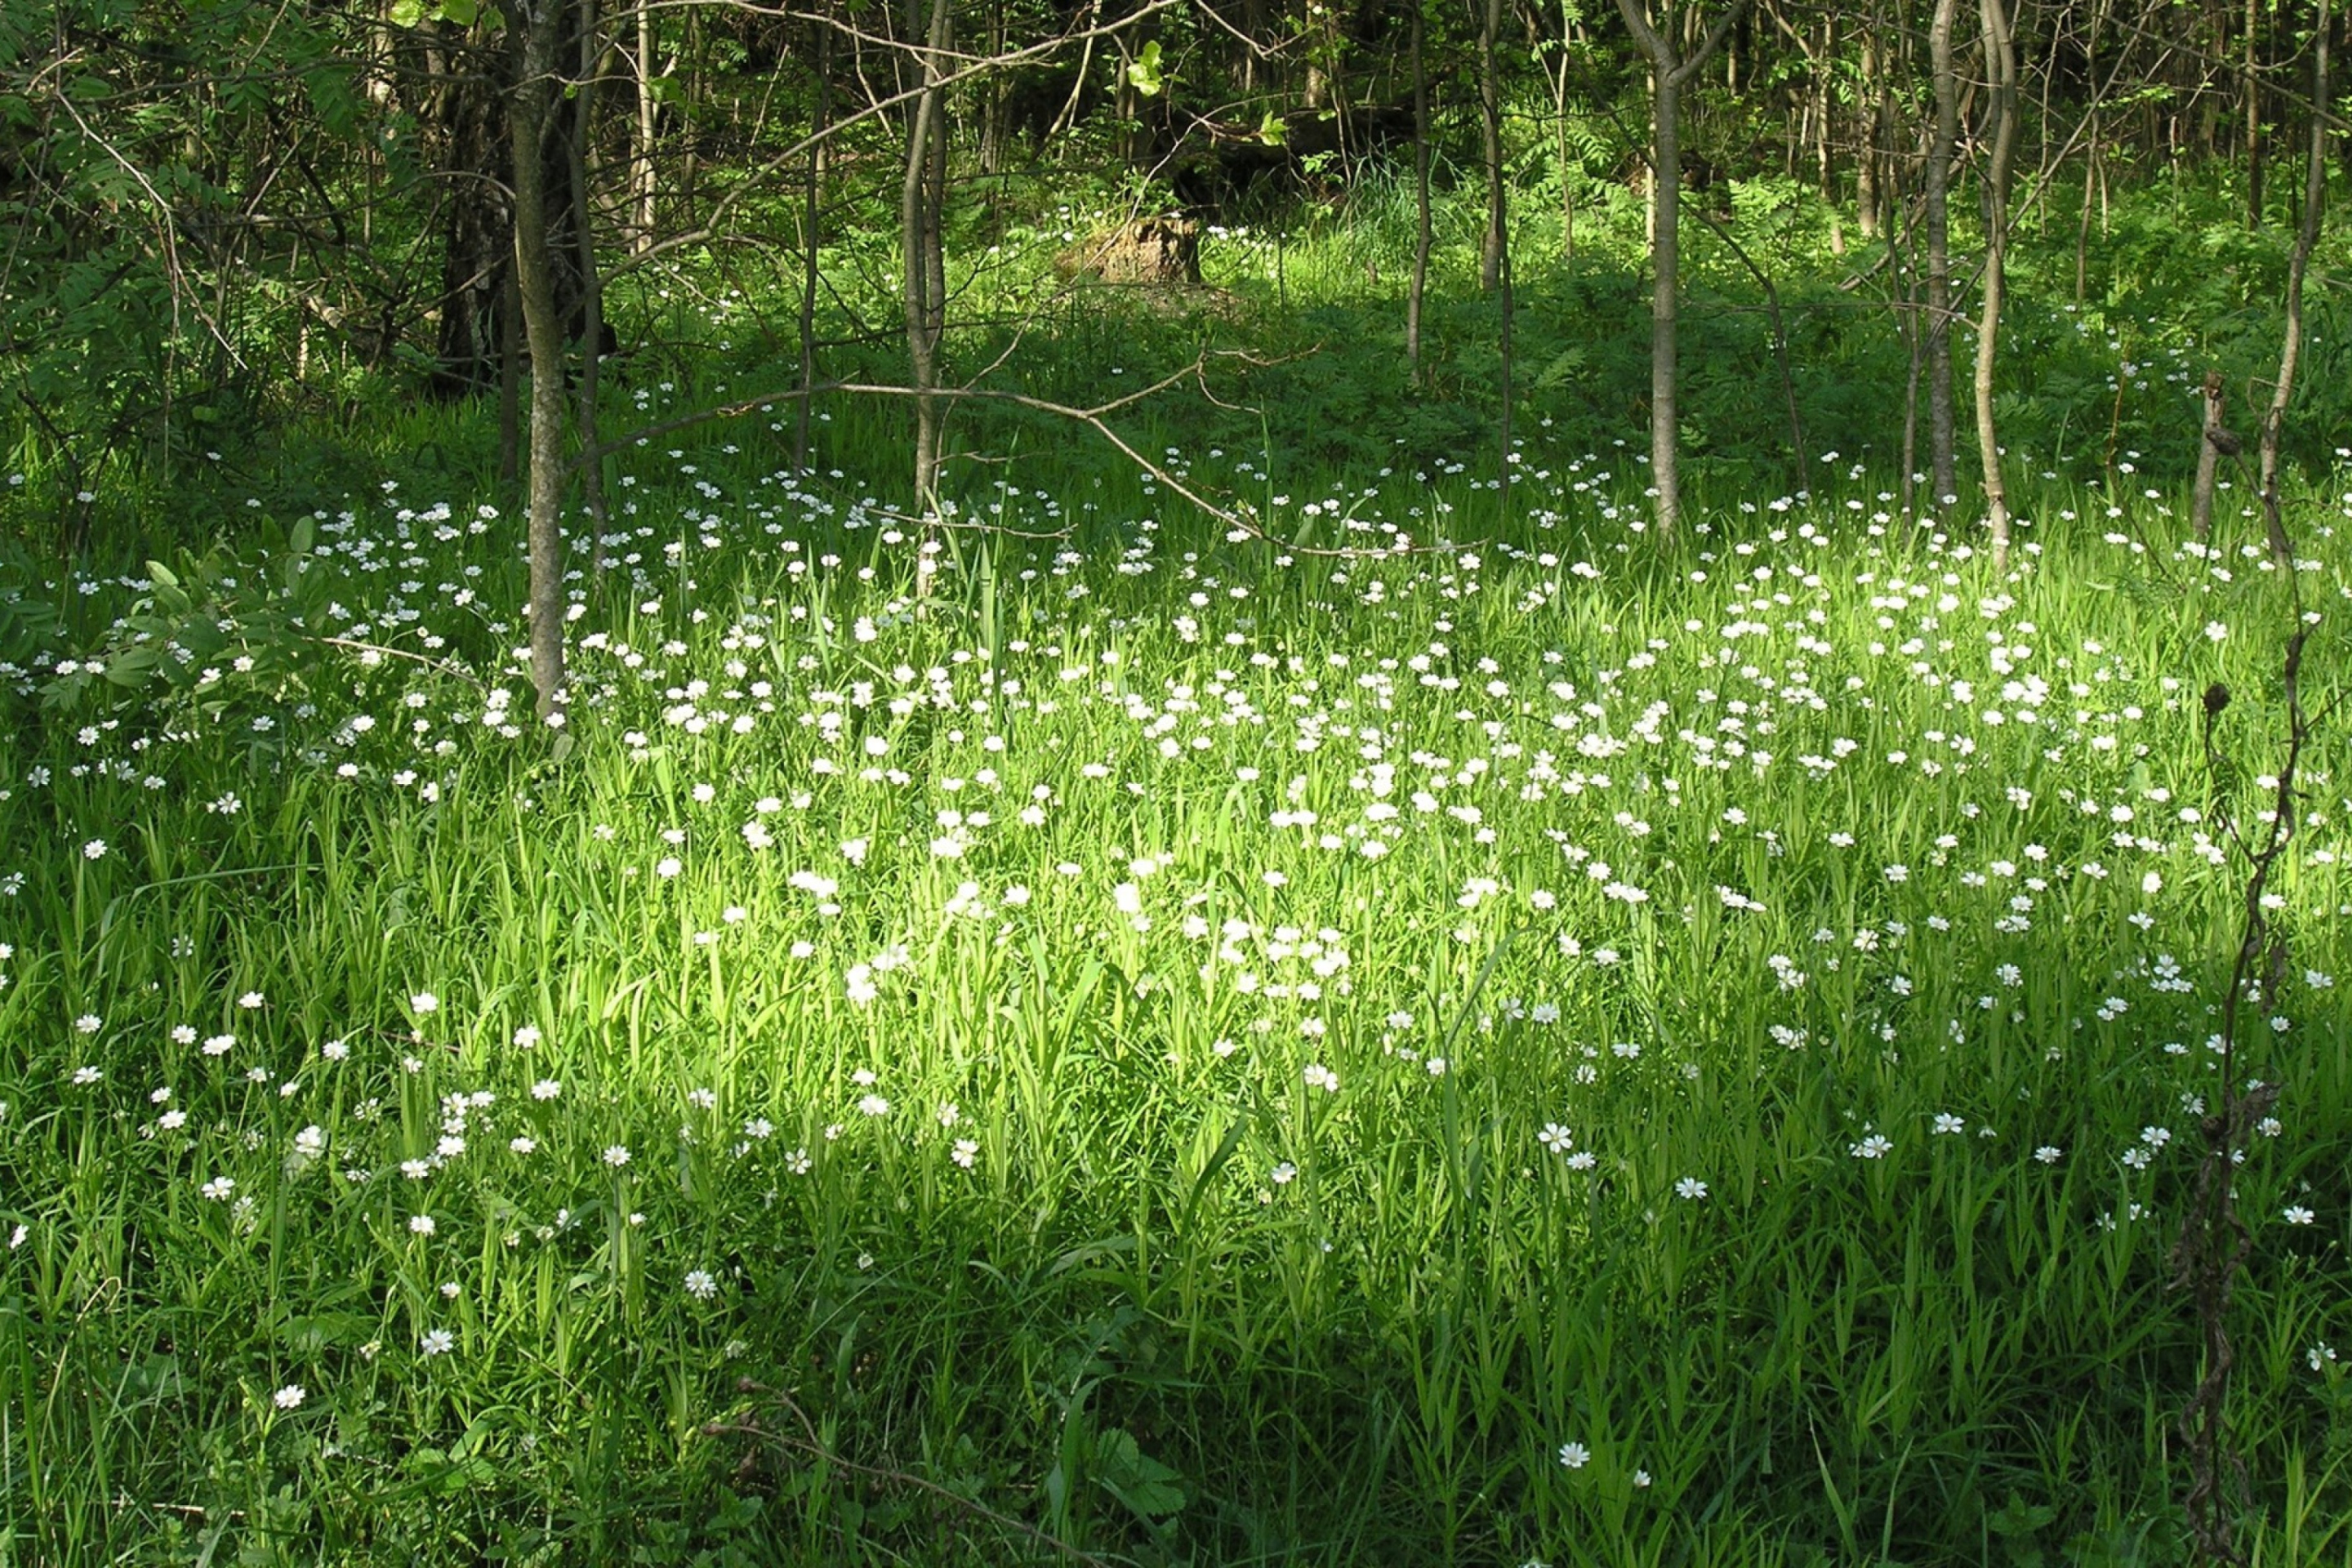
[1302,1063,1338,1093]
[514,1024,541,1048]
[409,1214,436,1236]
[1674,1177,1708,1201]
[70,1064,100,1085]
[238,991,265,1009]
[2034,1145,2063,1164]
[532,1079,562,1100]
[419,1329,455,1356]
[1558,1441,1590,1469]
[82,839,107,860]
[2283,1205,2316,1225]
[603,1144,631,1168]
[409,991,439,1015]
[273,1384,306,1410]
[74,1014,100,1036]
[951,1138,979,1168]
[656,857,683,879]
[1931,1113,1965,1136]
[1539,1123,1574,1154]
[1270,1161,1298,1185]
[684,1269,719,1300]
[509,1136,537,1154]
[1850,1134,1892,1160]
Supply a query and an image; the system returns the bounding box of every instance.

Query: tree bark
[634,0,658,251]
[1973,0,2018,566]
[1479,0,1508,292]
[1925,0,1959,510]
[510,0,570,721]
[902,0,951,531]
[2258,0,2328,564]
[2243,0,2263,228]
[2190,370,2225,542]
[1614,0,1748,541]
[797,19,831,473]
[1857,22,1883,238]
[1407,1,1432,380]
[570,0,611,571]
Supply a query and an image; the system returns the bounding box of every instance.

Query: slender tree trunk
[510,0,570,719]
[1647,69,1683,536]
[679,4,702,229]
[1552,1,1579,261]
[1479,0,1507,292]
[1857,24,1883,238]
[1615,0,1748,541]
[2244,0,2263,227]
[1407,2,1432,381]
[2190,370,2225,541]
[1817,15,1842,253]
[634,0,657,250]
[902,0,951,529]
[1973,0,2018,565]
[797,20,831,472]
[1899,149,1924,521]
[570,0,611,572]
[2258,0,2328,564]
[1925,0,1958,508]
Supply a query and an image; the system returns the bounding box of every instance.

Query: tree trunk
[1479,0,1508,292]
[2258,0,2328,564]
[902,0,951,532]
[2243,0,2263,227]
[1857,23,1883,238]
[1648,69,1682,536]
[1615,0,1748,542]
[510,0,571,720]
[570,0,611,572]
[1925,0,1959,509]
[2190,370,2225,541]
[1973,0,2018,565]
[634,0,658,251]
[797,19,831,472]
[1407,2,1432,381]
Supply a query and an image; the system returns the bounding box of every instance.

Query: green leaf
[1094,1428,1185,1521]
[1256,109,1286,146]
[1125,41,1164,97]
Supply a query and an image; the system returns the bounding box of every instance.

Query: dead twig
[706,1380,1119,1566]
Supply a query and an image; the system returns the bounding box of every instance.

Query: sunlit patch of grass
[2,407,2346,1564]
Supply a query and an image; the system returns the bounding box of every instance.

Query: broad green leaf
[1125,41,1164,97]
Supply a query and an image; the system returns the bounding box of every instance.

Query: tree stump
[1053,217,1200,285]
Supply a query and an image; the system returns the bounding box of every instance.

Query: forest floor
[2,175,2349,1565]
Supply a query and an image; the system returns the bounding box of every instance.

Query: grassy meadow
[2,176,2350,1565]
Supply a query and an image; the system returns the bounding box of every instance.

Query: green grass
[2,176,2350,1566]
